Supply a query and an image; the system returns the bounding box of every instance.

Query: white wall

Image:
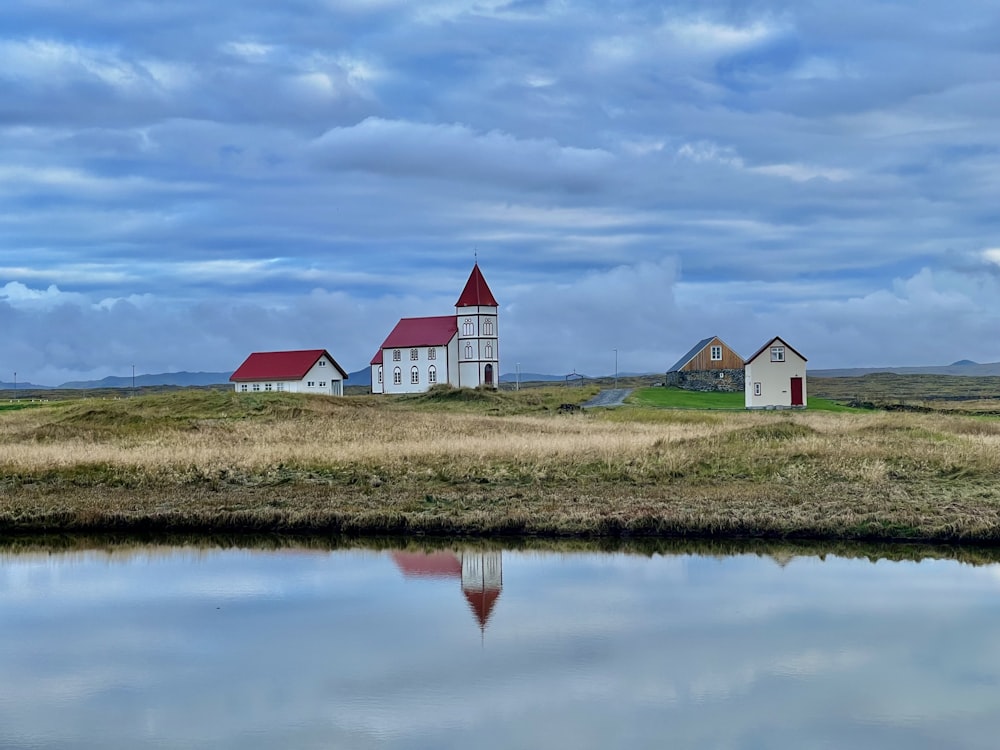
[745,344,807,408]
[381,343,451,394]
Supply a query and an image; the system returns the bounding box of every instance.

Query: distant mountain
[347,368,372,387]
[0,381,53,390]
[813,362,1000,377]
[57,371,234,389]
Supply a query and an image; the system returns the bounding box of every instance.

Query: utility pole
[132,365,136,398]
[12,372,15,399]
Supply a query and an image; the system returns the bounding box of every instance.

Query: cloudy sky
[2,0,1000,384]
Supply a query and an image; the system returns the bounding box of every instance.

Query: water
[1,541,999,749]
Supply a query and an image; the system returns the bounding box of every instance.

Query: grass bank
[2,387,1000,543]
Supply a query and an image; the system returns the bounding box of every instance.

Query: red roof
[455,263,498,307]
[230,349,348,381]
[392,551,463,578]
[369,315,457,364]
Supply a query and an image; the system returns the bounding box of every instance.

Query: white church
[370,263,500,394]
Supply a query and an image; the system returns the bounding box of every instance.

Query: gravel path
[581,388,633,408]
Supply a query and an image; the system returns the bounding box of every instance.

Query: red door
[484,364,493,386]
[790,377,804,406]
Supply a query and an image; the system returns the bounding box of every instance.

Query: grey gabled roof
[667,337,715,373]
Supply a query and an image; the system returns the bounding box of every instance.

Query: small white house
[744,336,807,409]
[230,349,348,396]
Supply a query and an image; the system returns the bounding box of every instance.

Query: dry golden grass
[1,390,1000,541]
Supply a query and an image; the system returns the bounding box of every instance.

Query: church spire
[455,263,498,308]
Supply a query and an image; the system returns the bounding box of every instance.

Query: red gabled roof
[455,263,498,307]
[370,316,458,365]
[744,336,808,365]
[230,349,348,381]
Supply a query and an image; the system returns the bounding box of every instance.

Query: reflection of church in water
[392,550,503,632]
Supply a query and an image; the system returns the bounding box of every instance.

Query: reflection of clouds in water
[1,548,1000,748]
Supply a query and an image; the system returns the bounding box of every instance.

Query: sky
[2,0,1000,385]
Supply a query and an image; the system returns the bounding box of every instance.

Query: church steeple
[455,263,498,308]
[455,263,499,389]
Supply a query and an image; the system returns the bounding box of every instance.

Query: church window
[485,342,494,359]
[428,365,437,384]
[252,383,260,392]
[484,319,494,335]
[240,384,248,392]
[377,366,383,384]
[464,342,473,359]
[265,383,273,391]
[463,318,475,336]
[428,347,436,360]
[307,381,315,387]
[393,367,402,385]
[393,349,401,362]
[411,366,419,384]
[410,348,419,361]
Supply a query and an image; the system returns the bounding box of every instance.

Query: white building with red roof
[230,349,348,396]
[370,263,500,393]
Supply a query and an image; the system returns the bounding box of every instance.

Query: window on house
[265,383,273,391]
[319,381,326,387]
[710,345,722,361]
[307,381,315,387]
[463,318,475,336]
[252,383,260,392]
[770,346,785,362]
[410,348,419,361]
[428,347,436,360]
[319,360,326,367]
[377,366,383,384]
[464,342,473,359]
[240,384,248,392]
[754,382,762,396]
[411,366,419,384]
[393,367,402,385]
[485,342,493,359]
[484,319,494,335]
[276,383,284,391]
[393,349,401,362]
[428,365,437,384]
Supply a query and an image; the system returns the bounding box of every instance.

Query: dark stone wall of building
[665,368,745,392]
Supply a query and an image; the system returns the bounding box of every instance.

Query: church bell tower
[455,263,499,389]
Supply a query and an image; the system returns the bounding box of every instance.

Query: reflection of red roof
[463,587,501,630]
[455,263,498,308]
[230,349,348,381]
[369,316,458,364]
[392,551,462,578]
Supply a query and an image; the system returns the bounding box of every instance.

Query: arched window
[463,318,475,336]
[484,318,494,336]
[377,366,383,384]
[428,365,437,384]
[393,367,402,385]
[464,342,474,359]
[485,342,493,359]
[411,366,419,385]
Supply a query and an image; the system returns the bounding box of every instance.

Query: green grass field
[627,387,854,411]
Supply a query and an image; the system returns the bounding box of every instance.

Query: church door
[484,364,493,386]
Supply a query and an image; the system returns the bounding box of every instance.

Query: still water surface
[1,542,999,749]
